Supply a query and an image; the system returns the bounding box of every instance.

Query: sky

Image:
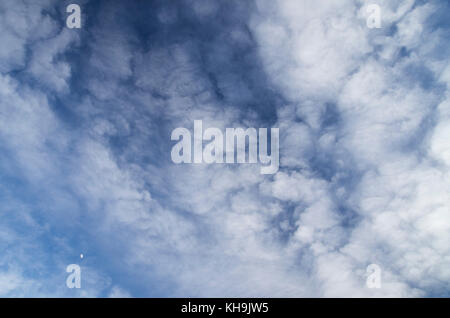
[0,0,449,297]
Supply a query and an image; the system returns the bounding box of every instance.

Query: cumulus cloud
[250,0,450,296]
[0,0,448,297]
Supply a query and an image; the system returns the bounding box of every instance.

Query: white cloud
[0,0,448,297]
[249,0,450,296]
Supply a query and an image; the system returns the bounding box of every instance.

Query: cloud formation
[0,0,448,297]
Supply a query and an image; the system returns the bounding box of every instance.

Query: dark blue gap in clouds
[74,0,285,190]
